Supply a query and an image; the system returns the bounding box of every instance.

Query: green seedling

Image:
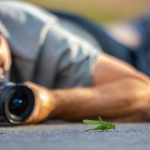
[83,116,116,132]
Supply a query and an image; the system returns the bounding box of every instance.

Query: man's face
[0,33,11,81]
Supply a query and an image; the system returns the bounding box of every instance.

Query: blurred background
[5,0,150,25]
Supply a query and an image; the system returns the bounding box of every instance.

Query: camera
[0,82,35,124]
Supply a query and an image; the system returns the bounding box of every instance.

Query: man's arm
[94,53,150,86]
[24,75,150,124]
[50,78,150,122]
[24,53,150,124]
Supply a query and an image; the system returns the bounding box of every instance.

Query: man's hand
[23,82,56,124]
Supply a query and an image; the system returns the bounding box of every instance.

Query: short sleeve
[34,23,100,88]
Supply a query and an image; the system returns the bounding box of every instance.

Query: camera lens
[0,84,35,124]
[9,91,27,115]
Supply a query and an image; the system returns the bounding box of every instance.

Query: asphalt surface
[0,120,150,150]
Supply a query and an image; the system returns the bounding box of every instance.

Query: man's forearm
[24,52,150,124]
[49,78,150,122]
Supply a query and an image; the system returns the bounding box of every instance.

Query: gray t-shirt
[0,1,102,89]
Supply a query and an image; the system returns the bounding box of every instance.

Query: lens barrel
[0,82,35,124]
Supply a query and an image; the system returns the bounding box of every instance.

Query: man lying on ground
[0,1,150,124]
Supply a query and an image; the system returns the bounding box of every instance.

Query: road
[0,120,150,150]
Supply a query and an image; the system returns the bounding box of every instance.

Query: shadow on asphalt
[0,122,14,127]
[43,120,82,124]
[0,119,82,127]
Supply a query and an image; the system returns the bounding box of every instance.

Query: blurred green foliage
[25,0,150,24]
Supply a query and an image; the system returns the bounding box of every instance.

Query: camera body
[0,82,35,124]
